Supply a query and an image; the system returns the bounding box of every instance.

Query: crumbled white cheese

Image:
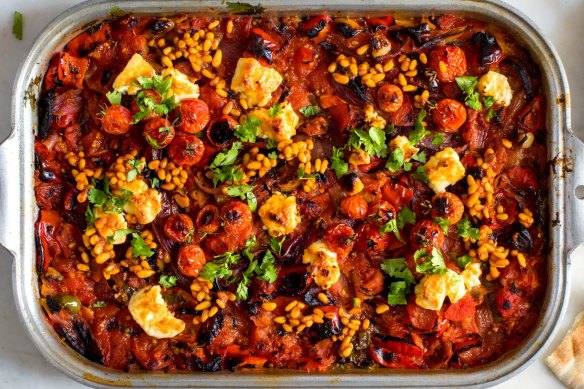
[414,270,466,311]
[424,147,465,193]
[389,135,419,162]
[128,285,185,339]
[112,53,156,95]
[258,193,300,237]
[461,262,482,290]
[247,102,298,142]
[160,68,200,102]
[94,209,128,245]
[302,240,340,290]
[477,70,513,107]
[231,57,283,107]
[117,178,162,225]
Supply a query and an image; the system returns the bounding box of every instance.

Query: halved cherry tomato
[143,117,175,149]
[340,195,368,220]
[325,223,355,259]
[177,244,207,277]
[168,135,205,166]
[432,98,467,132]
[293,46,318,77]
[177,99,210,134]
[410,220,444,250]
[101,105,133,135]
[196,205,221,234]
[429,45,467,83]
[376,84,404,113]
[206,116,238,147]
[518,95,545,132]
[221,200,252,233]
[164,214,194,243]
[431,192,464,224]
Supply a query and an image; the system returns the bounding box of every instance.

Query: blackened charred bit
[148,18,175,36]
[101,69,112,86]
[472,32,502,67]
[38,89,55,140]
[512,227,534,253]
[336,23,360,39]
[45,296,61,313]
[347,77,372,104]
[193,355,223,372]
[502,300,512,310]
[318,41,337,53]
[503,58,533,101]
[248,33,273,64]
[278,271,308,296]
[208,120,235,146]
[59,321,104,364]
[304,19,328,38]
[198,311,225,345]
[389,23,430,46]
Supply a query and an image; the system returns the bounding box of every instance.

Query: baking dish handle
[566,131,584,253]
[0,132,21,257]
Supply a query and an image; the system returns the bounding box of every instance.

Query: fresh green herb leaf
[12,12,23,40]
[412,165,429,183]
[257,251,277,283]
[455,76,482,110]
[483,96,495,109]
[269,103,283,118]
[236,279,250,300]
[266,138,278,149]
[397,206,416,229]
[131,233,154,258]
[200,261,232,281]
[211,142,243,169]
[457,218,480,240]
[386,147,409,172]
[269,236,286,255]
[210,142,244,186]
[433,217,450,234]
[299,105,321,117]
[385,123,396,135]
[127,159,145,182]
[109,5,124,16]
[456,254,473,269]
[349,127,388,158]
[381,258,415,306]
[88,187,108,207]
[414,248,447,275]
[106,90,122,105]
[92,301,106,308]
[131,76,177,124]
[109,228,134,243]
[486,108,497,122]
[412,150,426,163]
[225,1,265,14]
[387,281,408,305]
[85,206,96,225]
[268,151,278,159]
[297,167,318,180]
[234,117,261,143]
[432,133,445,146]
[151,177,160,189]
[380,218,404,243]
[409,109,431,145]
[225,184,257,212]
[331,146,348,178]
[159,274,177,288]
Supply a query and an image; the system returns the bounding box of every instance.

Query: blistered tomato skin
[34,12,548,373]
[168,135,205,166]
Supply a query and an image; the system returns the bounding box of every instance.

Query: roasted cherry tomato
[340,195,369,220]
[351,256,384,299]
[367,200,396,226]
[355,223,389,257]
[325,223,355,259]
[143,117,175,149]
[431,192,464,224]
[518,95,545,132]
[382,179,414,210]
[376,84,404,113]
[221,200,253,233]
[101,105,133,135]
[168,135,205,166]
[206,116,238,147]
[429,45,467,82]
[410,220,444,250]
[164,214,194,243]
[177,99,210,134]
[196,205,221,234]
[432,98,467,132]
[177,244,207,277]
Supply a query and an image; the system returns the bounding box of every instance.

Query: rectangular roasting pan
[1,0,580,387]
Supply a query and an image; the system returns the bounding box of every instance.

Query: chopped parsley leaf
[432,133,445,146]
[225,184,257,212]
[386,147,412,172]
[269,236,286,255]
[299,105,321,117]
[414,248,447,275]
[92,301,106,308]
[380,218,404,243]
[412,150,427,163]
[433,217,450,234]
[409,109,431,145]
[131,233,154,258]
[234,117,261,143]
[397,206,416,229]
[225,2,265,15]
[457,218,480,240]
[455,76,482,110]
[331,146,348,178]
[456,254,473,269]
[269,103,283,118]
[159,274,177,288]
[106,90,122,105]
[381,258,415,306]
[127,159,145,182]
[348,127,388,158]
[210,142,244,186]
[12,12,23,40]
[412,165,429,183]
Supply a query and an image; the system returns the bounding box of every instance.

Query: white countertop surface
[0,0,582,388]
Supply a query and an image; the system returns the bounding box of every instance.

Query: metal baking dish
[1,0,579,387]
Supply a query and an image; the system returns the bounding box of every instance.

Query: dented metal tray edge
[3,0,578,387]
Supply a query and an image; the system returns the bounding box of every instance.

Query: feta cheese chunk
[117,178,162,225]
[461,262,482,290]
[424,147,465,193]
[94,209,128,245]
[477,70,513,107]
[112,53,156,95]
[302,240,340,290]
[247,102,298,142]
[389,135,419,162]
[231,58,283,107]
[414,270,466,311]
[161,68,200,102]
[128,285,185,339]
[258,193,300,237]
